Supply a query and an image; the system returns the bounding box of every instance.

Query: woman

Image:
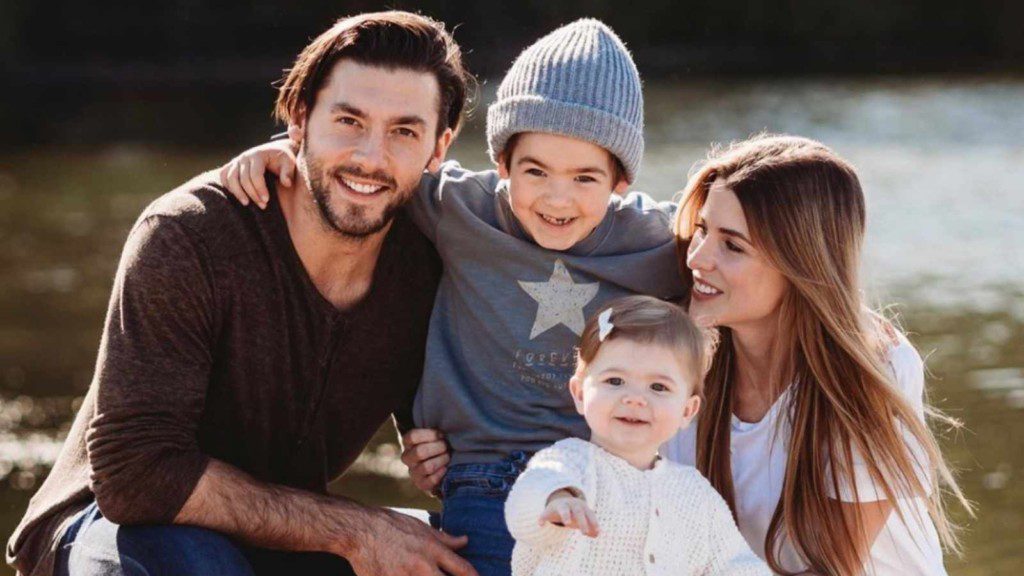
[662,134,970,575]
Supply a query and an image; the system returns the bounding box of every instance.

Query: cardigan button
[649,553,655,563]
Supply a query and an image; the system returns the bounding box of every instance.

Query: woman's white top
[661,335,946,575]
[505,437,770,576]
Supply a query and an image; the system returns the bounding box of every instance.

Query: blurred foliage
[4,0,1024,73]
[2,0,1023,146]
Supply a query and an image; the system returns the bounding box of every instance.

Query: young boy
[222,19,683,576]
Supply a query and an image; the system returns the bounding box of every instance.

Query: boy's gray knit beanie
[486,19,644,183]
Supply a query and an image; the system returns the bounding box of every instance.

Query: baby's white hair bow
[598,308,614,342]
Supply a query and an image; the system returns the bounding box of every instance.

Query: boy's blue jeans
[54,501,353,575]
[430,451,528,576]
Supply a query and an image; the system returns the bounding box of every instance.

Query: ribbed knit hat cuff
[487,96,644,183]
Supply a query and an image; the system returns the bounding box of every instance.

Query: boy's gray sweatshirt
[409,162,685,465]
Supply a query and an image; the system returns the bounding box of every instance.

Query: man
[7,11,476,576]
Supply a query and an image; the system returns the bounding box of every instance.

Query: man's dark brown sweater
[6,172,441,576]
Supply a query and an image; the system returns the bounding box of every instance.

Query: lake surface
[1,78,1022,574]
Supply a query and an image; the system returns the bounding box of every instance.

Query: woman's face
[685,180,789,332]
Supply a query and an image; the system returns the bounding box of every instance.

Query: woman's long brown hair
[674,134,972,575]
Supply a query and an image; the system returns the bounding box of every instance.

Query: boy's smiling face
[498,132,629,251]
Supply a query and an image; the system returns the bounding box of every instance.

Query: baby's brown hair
[576,295,707,397]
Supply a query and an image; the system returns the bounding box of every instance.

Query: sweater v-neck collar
[263,180,396,319]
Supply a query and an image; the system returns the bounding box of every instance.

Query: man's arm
[176,460,474,575]
[86,213,217,524]
[87,210,474,575]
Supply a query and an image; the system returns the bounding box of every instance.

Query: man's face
[293,59,453,238]
[498,133,628,251]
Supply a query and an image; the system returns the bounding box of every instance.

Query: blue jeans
[430,451,528,576]
[55,501,353,576]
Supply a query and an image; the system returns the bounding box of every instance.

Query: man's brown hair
[274,11,472,137]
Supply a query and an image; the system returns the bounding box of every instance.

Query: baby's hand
[540,489,600,537]
[219,139,298,209]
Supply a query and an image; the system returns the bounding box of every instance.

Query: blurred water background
[2,78,1021,575]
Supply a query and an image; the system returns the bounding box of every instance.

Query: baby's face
[498,132,628,251]
[570,338,701,469]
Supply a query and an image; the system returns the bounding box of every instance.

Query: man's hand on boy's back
[220,140,298,209]
[401,428,450,495]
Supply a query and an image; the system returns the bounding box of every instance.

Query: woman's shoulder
[866,311,926,402]
[884,328,927,405]
[888,328,923,369]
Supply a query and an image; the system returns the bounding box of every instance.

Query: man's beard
[300,146,409,239]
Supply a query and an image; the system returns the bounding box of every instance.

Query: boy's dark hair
[502,133,628,185]
[274,11,472,137]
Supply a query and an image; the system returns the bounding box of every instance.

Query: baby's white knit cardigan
[505,438,771,576]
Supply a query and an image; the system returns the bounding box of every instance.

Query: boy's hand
[219,140,298,209]
[540,489,599,537]
[400,428,450,496]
